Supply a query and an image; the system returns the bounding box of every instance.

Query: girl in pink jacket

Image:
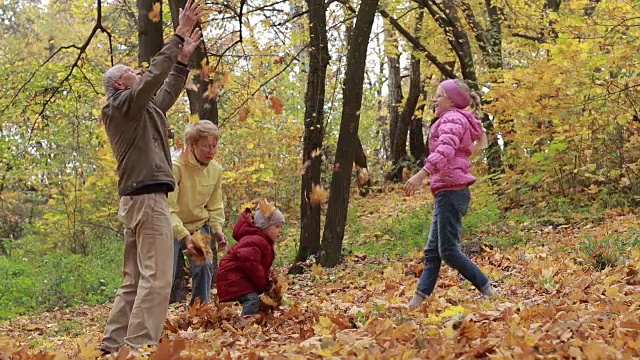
[404,79,496,308]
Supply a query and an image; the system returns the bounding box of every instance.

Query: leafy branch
[219,43,309,125]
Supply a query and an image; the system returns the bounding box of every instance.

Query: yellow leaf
[441,305,468,318]
[311,148,322,158]
[77,339,102,359]
[258,198,276,217]
[605,286,619,297]
[442,326,456,338]
[392,323,414,340]
[148,2,161,22]
[310,184,328,205]
[315,348,334,357]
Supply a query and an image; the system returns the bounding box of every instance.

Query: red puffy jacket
[216,209,275,302]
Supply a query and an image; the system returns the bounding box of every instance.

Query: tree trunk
[320,0,379,267]
[168,0,219,123]
[137,0,163,67]
[386,28,402,155]
[296,0,329,263]
[388,12,423,181]
[409,98,427,166]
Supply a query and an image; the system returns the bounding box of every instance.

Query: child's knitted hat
[254,206,285,230]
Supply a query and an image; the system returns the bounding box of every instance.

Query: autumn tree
[320,0,379,267]
[296,0,329,263]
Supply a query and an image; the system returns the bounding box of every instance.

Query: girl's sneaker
[480,283,497,298]
[408,293,425,308]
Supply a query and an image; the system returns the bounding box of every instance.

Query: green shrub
[0,239,123,320]
[577,230,640,271]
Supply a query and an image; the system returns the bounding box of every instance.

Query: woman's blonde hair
[184,120,221,145]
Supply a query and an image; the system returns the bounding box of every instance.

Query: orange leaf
[238,106,250,122]
[268,95,284,115]
[148,2,161,22]
[310,184,328,205]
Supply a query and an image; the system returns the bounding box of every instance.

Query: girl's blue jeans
[416,187,490,297]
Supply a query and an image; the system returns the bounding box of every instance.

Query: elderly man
[98,0,203,354]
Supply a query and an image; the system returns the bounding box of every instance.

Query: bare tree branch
[459,0,491,56]
[0,0,113,196]
[377,7,457,79]
[511,32,547,42]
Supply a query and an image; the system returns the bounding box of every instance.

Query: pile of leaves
[1,191,640,359]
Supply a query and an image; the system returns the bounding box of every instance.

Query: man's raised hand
[177,28,203,64]
[176,0,204,39]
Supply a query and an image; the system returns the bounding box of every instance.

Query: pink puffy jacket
[423,108,485,194]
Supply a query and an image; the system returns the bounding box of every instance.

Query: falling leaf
[268,95,284,115]
[311,148,322,158]
[258,198,276,217]
[238,106,250,122]
[148,2,161,22]
[274,55,287,65]
[205,83,220,100]
[310,184,328,205]
[200,59,211,79]
[220,72,231,87]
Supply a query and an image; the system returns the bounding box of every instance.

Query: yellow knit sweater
[168,150,225,240]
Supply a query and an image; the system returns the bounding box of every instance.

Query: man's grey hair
[103,64,129,97]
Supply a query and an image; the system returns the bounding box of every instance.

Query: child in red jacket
[216,205,285,315]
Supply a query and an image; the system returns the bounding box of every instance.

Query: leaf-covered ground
[2,187,640,359]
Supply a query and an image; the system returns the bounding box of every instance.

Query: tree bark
[296,0,329,263]
[137,0,163,67]
[320,0,379,267]
[409,93,427,166]
[386,28,402,154]
[387,12,423,181]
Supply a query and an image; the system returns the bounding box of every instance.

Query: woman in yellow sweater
[169,120,227,306]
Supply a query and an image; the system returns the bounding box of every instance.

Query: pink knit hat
[440,79,471,109]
